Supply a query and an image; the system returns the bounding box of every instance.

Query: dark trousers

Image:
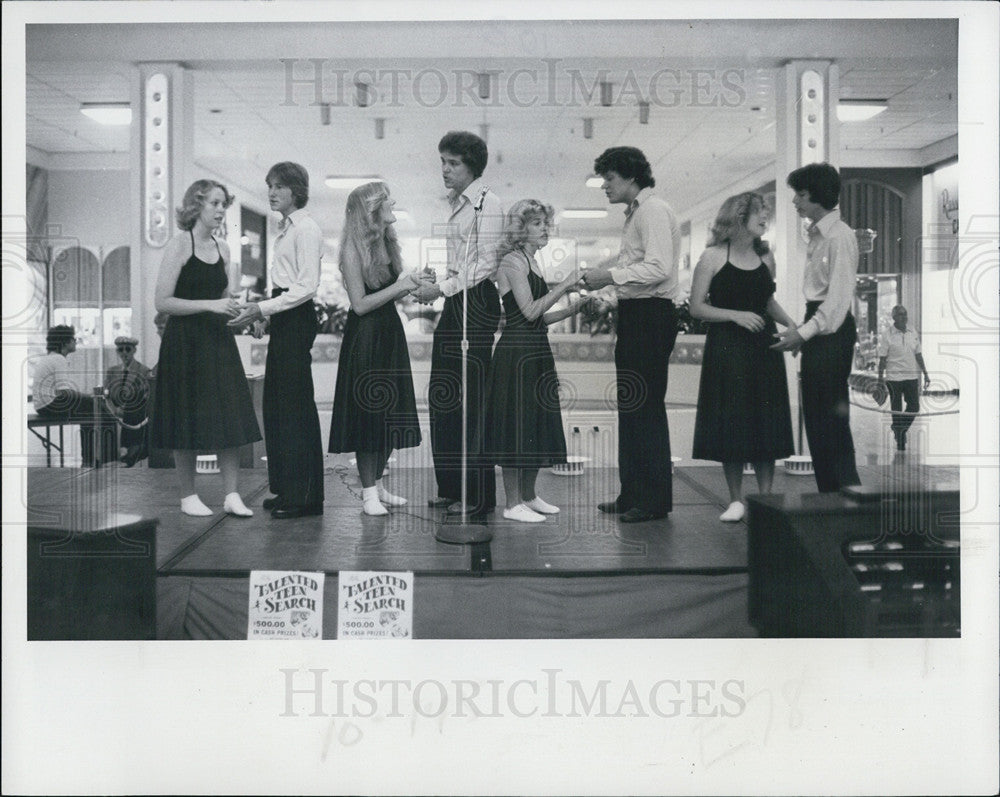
[429,280,501,512]
[887,379,920,436]
[614,298,678,515]
[264,298,324,506]
[800,304,861,492]
[37,392,118,467]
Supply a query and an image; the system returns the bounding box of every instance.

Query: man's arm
[608,202,675,287]
[797,228,857,342]
[438,193,504,298]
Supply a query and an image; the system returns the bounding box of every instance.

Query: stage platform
[24,455,957,640]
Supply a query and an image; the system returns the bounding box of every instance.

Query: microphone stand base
[435,516,494,545]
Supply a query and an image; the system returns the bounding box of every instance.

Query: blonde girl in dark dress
[151,179,261,517]
[485,200,590,523]
[690,192,796,522]
[328,181,436,516]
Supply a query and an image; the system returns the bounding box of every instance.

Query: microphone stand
[436,189,494,545]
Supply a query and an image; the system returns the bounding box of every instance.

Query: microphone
[473,187,489,213]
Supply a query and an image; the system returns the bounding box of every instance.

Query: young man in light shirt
[583,146,681,523]
[32,325,117,467]
[772,162,862,492]
[230,162,324,518]
[411,131,504,517]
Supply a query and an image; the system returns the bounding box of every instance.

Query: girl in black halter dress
[690,192,795,522]
[484,199,590,523]
[327,181,435,516]
[150,179,261,517]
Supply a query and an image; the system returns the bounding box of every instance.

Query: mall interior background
[18,18,960,467]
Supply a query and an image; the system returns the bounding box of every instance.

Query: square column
[773,60,840,451]
[129,63,195,368]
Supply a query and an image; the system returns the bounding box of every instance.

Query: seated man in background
[32,325,117,467]
[104,335,151,467]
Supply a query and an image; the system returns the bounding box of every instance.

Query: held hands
[582,268,614,290]
[227,301,264,328]
[731,311,766,333]
[212,297,241,319]
[770,325,804,355]
[408,270,441,304]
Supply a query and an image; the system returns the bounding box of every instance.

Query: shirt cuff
[257,298,279,317]
[439,277,460,298]
[797,319,819,341]
[610,267,628,285]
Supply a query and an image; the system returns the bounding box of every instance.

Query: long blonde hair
[339,181,403,289]
[707,191,771,256]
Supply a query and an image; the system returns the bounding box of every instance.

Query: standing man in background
[877,304,930,452]
[773,161,862,492]
[411,131,504,517]
[230,161,325,518]
[584,146,681,523]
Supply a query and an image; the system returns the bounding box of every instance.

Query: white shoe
[376,483,408,507]
[503,503,546,523]
[181,494,212,517]
[363,497,389,516]
[525,497,560,514]
[223,492,253,517]
[720,501,745,522]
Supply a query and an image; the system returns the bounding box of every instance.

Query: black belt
[619,297,674,306]
[805,301,854,326]
[271,286,288,298]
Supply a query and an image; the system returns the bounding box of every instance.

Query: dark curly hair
[438,131,488,179]
[594,146,655,189]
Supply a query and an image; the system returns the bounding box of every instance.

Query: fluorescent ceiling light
[585,177,604,188]
[560,209,608,220]
[324,176,382,190]
[325,175,382,190]
[837,101,888,123]
[80,103,132,125]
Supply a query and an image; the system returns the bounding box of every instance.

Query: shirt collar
[279,207,309,231]
[625,186,655,218]
[450,177,487,208]
[809,209,841,238]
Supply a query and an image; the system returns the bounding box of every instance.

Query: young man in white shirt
[877,305,930,451]
[411,131,504,517]
[583,146,681,523]
[230,162,324,518]
[773,162,862,492]
[32,325,117,467]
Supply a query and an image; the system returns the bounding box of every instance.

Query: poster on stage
[337,571,414,639]
[247,571,324,640]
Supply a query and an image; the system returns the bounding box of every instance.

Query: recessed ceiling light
[80,103,132,125]
[585,177,604,188]
[837,100,888,122]
[560,209,608,220]
[324,176,382,190]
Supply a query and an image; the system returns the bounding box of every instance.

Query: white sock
[362,486,388,516]
[720,501,745,522]
[181,494,212,517]
[376,479,408,506]
[223,492,253,517]
[525,496,559,514]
